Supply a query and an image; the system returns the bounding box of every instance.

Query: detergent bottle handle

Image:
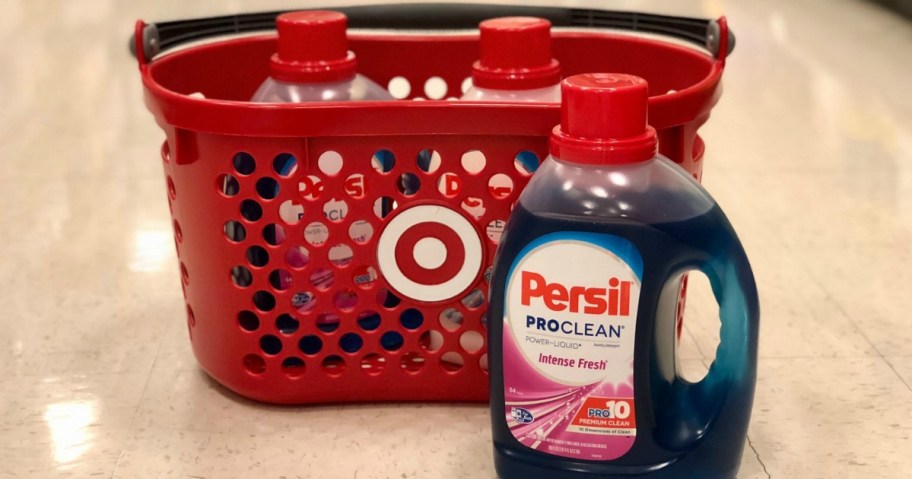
[653,219,759,450]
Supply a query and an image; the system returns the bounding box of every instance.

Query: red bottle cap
[550,74,658,165]
[269,11,357,83]
[471,17,561,90]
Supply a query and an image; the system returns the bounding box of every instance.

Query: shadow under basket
[135,6,731,405]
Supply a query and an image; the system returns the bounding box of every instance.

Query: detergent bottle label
[502,232,642,460]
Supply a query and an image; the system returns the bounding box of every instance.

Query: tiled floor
[1,0,911,478]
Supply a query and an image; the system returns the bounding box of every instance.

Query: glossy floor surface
[1,0,911,478]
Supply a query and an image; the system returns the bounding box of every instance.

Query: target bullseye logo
[377,204,484,303]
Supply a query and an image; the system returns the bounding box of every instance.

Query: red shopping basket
[133,4,733,405]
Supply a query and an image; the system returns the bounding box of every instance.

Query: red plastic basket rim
[139,29,724,138]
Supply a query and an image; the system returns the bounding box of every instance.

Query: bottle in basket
[487,74,759,478]
[461,17,561,103]
[251,11,394,103]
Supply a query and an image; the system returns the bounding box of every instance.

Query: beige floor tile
[799,246,912,356]
[885,357,912,390]
[0,373,147,478]
[115,404,494,479]
[749,357,912,479]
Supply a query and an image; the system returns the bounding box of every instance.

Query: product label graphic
[503,232,642,461]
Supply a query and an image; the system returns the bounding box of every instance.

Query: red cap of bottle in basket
[270,11,357,83]
[550,73,658,165]
[471,17,561,90]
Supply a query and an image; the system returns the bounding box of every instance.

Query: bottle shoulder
[460,84,561,103]
[251,74,394,102]
[518,156,717,225]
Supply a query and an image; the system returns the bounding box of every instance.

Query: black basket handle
[132,3,735,63]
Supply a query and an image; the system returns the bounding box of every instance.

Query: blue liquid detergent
[487,74,759,479]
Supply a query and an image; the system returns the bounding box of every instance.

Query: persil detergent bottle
[251,11,393,103]
[460,17,561,103]
[488,73,759,479]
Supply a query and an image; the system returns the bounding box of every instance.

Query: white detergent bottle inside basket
[251,10,393,103]
[460,17,561,103]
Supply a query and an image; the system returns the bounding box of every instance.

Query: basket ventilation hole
[299,335,323,355]
[461,197,486,219]
[397,173,420,196]
[309,267,335,291]
[318,151,343,176]
[233,152,256,175]
[349,220,374,245]
[357,310,381,331]
[161,141,171,163]
[401,352,425,372]
[219,174,239,197]
[459,331,484,353]
[322,355,346,375]
[329,243,354,267]
[284,246,310,269]
[273,153,298,177]
[514,151,540,175]
[372,196,399,219]
[224,221,246,242]
[246,246,270,267]
[371,149,396,173]
[424,77,447,100]
[282,357,306,377]
[304,222,329,247]
[437,173,462,198]
[238,310,259,331]
[253,290,276,311]
[173,221,183,243]
[256,177,280,200]
[381,331,404,351]
[377,288,401,308]
[461,77,473,94]
[334,289,358,311]
[276,314,299,334]
[269,269,293,291]
[486,219,506,244]
[317,313,341,333]
[279,200,304,225]
[439,308,464,331]
[323,198,349,223]
[167,176,176,199]
[340,333,363,353]
[260,335,283,355]
[263,223,286,246]
[462,288,485,309]
[441,352,465,372]
[353,265,378,288]
[361,353,386,374]
[243,354,266,374]
[180,263,190,284]
[419,330,444,352]
[231,265,253,287]
[240,200,263,222]
[417,149,441,174]
[292,291,316,313]
[186,305,196,328]
[400,308,424,330]
[461,150,486,174]
[387,76,411,99]
[479,353,489,372]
